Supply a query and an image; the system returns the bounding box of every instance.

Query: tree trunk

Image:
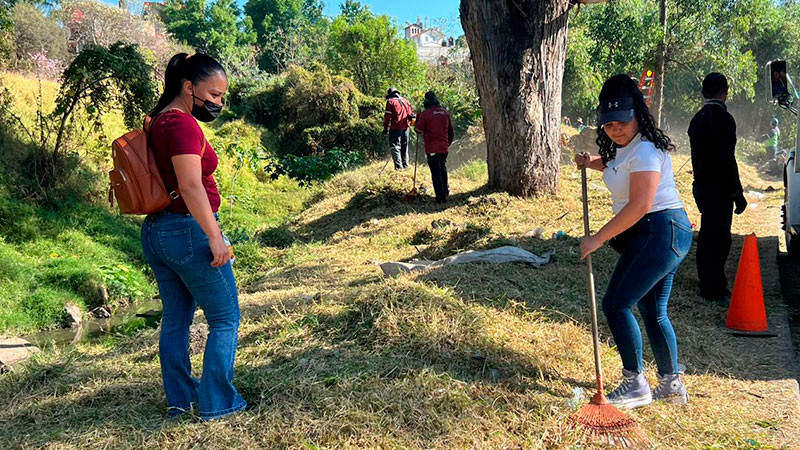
[652,0,667,127]
[460,0,571,197]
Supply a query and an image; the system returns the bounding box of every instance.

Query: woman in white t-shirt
[575,74,693,409]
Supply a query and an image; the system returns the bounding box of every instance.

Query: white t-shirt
[602,134,683,215]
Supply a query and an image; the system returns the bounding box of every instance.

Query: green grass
[0,177,155,331]
[0,73,308,332]
[1,73,798,448]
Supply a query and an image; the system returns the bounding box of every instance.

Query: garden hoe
[563,167,652,449]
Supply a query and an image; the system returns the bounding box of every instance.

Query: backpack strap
[147,110,207,201]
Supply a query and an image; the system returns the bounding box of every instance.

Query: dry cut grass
[1,135,798,449]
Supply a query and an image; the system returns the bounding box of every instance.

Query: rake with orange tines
[564,167,652,448]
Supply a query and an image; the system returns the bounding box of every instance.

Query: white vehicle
[766,60,800,257]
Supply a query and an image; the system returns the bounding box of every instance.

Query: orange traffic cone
[725,234,773,336]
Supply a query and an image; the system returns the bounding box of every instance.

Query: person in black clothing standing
[414,92,454,203]
[687,73,747,307]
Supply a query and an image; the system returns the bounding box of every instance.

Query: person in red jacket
[383,87,414,170]
[414,91,454,203]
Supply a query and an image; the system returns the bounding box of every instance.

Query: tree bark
[652,0,667,127]
[460,0,571,197]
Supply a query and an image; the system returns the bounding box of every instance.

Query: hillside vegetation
[1,137,797,447]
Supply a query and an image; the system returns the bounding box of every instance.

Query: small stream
[23,299,163,349]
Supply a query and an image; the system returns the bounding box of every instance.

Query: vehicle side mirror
[766,60,794,106]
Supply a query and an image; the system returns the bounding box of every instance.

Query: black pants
[389,130,409,169]
[693,185,733,299]
[426,152,449,202]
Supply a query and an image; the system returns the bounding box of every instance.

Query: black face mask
[191,89,222,123]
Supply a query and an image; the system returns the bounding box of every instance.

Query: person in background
[576,74,692,409]
[414,91,454,204]
[772,67,789,100]
[687,72,747,307]
[763,117,780,162]
[383,87,415,170]
[576,117,586,132]
[142,52,246,420]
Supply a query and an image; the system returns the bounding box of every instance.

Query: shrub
[234,63,384,183]
[408,62,481,137]
[231,74,289,129]
[267,147,365,186]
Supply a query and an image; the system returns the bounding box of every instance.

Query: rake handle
[581,167,607,399]
[412,132,420,187]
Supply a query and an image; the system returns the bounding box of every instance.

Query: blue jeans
[389,129,410,169]
[602,208,693,375]
[141,211,246,420]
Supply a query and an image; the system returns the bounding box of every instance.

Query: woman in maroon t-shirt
[140,53,246,420]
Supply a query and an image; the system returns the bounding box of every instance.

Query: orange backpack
[108,116,174,214]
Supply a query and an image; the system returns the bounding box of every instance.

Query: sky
[102,0,464,36]
[324,0,464,35]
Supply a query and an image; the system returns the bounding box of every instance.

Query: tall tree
[0,1,16,66]
[326,12,425,97]
[460,0,571,197]
[162,0,257,75]
[244,0,325,71]
[651,0,667,127]
[340,0,369,24]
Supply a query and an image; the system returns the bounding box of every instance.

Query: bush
[267,147,365,186]
[234,63,384,183]
[231,74,289,129]
[404,62,482,137]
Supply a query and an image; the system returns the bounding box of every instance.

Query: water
[24,299,163,349]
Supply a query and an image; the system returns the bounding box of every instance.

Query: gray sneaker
[653,373,689,405]
[607,369,653,409]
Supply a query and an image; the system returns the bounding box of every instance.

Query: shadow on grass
[0,300,579,448]
[296,183,492,244]
[418,232,796,384]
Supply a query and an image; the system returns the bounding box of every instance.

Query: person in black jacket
[687,73,747,307]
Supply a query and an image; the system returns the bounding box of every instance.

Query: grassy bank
[1,133,797,448]
[0,72,308,333]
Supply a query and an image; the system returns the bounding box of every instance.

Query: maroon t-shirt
[414,107,454,154]
[149,110,220,214]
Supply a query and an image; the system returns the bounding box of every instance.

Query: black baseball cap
[597,96,635,126]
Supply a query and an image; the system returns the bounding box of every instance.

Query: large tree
[460,0,572,197]
[244,0,325,72]
[326,12,425,97]
[0,1,13,67]
[162,0,257,75]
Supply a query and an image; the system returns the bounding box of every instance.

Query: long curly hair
[595,74,674,165]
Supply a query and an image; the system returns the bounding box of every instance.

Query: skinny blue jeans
[602,208,693,375]
[141,211,246,420]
